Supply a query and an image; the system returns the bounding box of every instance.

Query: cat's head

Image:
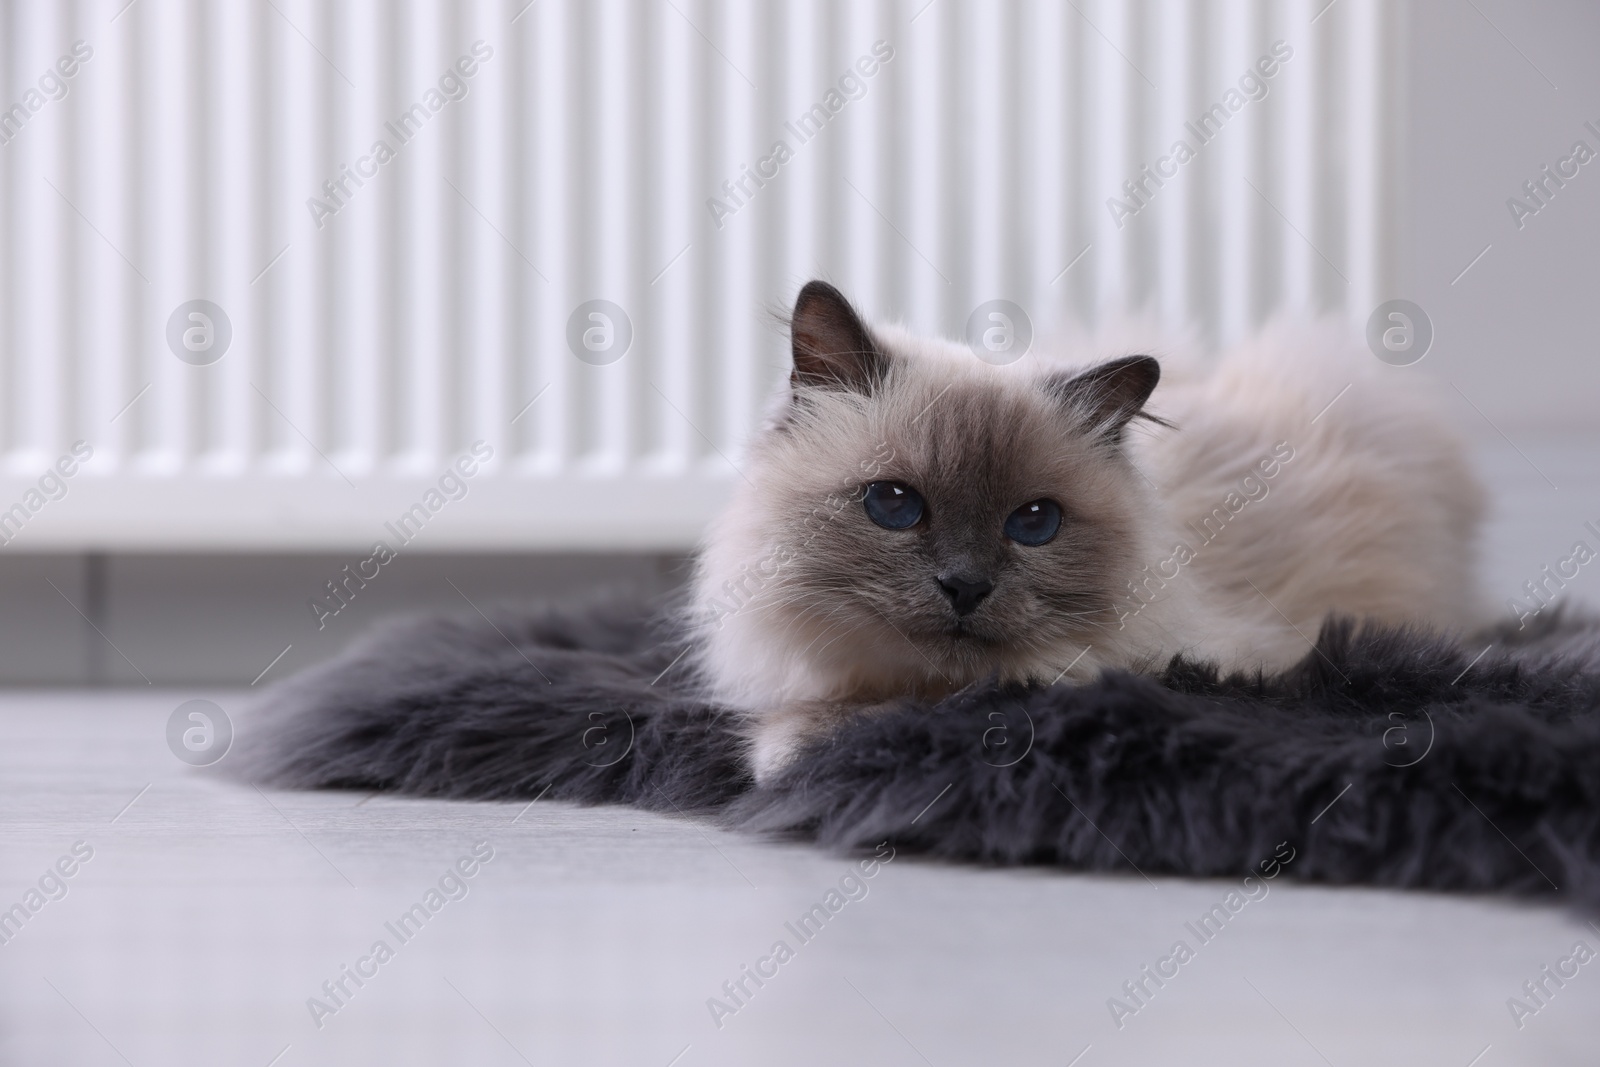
[699,281,1165,700]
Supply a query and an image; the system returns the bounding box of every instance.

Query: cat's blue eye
[1004,499,1061,546]
[862,481,924,529]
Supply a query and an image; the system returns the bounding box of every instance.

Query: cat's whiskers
[743,586,857,623]
[808,617,874,660]
[741,584,862,639]
[794,605,879,663]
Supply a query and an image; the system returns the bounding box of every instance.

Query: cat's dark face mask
[765,281,1164,693]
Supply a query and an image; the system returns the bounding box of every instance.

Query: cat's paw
[747,714,809,785]
[746,698,912,783]
[745,701,853,784]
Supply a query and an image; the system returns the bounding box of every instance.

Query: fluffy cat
[690,281,1485,781]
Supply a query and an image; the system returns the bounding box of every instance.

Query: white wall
[1407,0,1600,437]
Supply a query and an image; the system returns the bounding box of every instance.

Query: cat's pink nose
[937,572,994,616]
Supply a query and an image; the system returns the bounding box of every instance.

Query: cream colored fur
[1059,316,1486,672]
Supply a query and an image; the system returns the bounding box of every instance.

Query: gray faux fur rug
[236,594,1600,909]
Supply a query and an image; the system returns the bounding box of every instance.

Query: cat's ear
[1043,355,1168,441]
[789,281,887,393]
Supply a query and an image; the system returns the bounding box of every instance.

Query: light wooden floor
[1,690,1597,1067]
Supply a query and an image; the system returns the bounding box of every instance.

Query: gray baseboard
[0,552,689,686]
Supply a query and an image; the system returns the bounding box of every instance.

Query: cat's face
[726,281,1161,697]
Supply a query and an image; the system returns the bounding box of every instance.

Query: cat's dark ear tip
[1117,355,1176,430]
[788,279,859,336]
[1044,353,1170,437]
[794,279,848,308]
[1118,352,1161,381]
[788,281,856,332]
[1104,354,1162,403]
[788,280,886,393]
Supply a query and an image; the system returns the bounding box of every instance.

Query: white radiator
[0,0,1403,551]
